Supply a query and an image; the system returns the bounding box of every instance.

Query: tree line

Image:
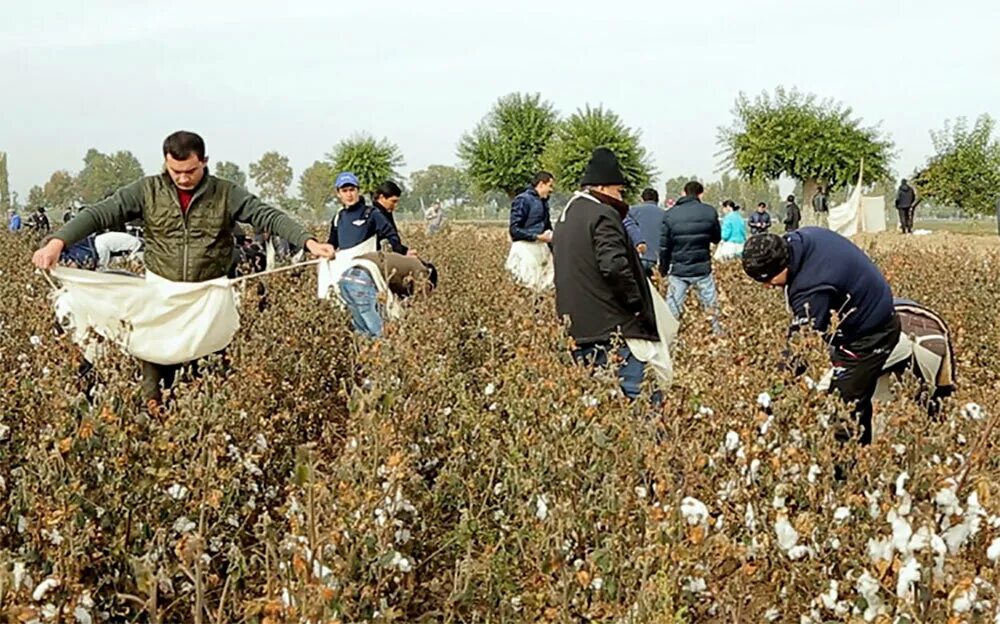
[2,88,998,221]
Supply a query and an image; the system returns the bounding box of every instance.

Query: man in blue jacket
[328,172,405,252]
[509,172,555,243]
[742,228,901,445]
[659,181,723,334]
[7,209,21,232]
[629,188,665,274]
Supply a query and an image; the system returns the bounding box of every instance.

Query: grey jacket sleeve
[52,180,145,247]
[228,184,313,249]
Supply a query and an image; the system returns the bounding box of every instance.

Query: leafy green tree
[249,151,293,204]
[409,165,472,207]
[914,114,1000,216]
[298,160,337,220]
[717,87,895,214]
[541,105,656,202]
[214,160,247,187]
[702,172,780,209]
[458,92,559,198]
[42,170,78,210]
[0,152,10,212]
[327,133,404,196]
[26,185,45,211]
[76,149,144,203]
[663,175,699,202]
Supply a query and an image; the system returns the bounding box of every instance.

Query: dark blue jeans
[338,267,383,339]
[572,343,645,399]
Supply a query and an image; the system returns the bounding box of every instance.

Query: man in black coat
[552,148,659,399]
[783,195,801,232]
[895,179,917,234]
[659,181,723,334]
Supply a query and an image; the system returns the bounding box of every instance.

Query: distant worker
[742,228,900,446]
[424,201,445,234]
[7,209,21,232]
[372,180,415,256]
[895,178,917,234]
[628,188,666,275]
[715,200,747,261]
[338,251,437,339]
[327,172,404,253]
[30,207,51,234]
[749,202,772,235]
[812,186,830,228]
[506,171,555,291]
[783,194,801,232]
[659,181,723,334]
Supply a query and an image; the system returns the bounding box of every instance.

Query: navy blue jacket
[373,200,408,255]
[785,227,895,346]
[749,210,771,234]
[659,195,721,278]
[328,199,403,252]
[628,201,666,263]
[509,187,551,241]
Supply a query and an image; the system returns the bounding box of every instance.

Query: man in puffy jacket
[895,179,917,234]
[783,195,801,232]
[509,172,554,243]
[372,180,415,255]
[749,202,771,235]
[659,181,723,334]
[742,228,900,446]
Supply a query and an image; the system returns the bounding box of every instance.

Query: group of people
[7,206,51,234]
[505,148,954,447]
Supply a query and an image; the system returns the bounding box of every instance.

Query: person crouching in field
[552,148,669,400]
[338,251,437,339]
[714,200,747,261]
[742,228,900,445]
[32,130,335,411]
[506,171,555,291]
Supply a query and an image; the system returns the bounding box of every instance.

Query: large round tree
[541,105,655,202]
[914,114,1000,216]
[457,92,559,199]
[717,87,894,211]
[328,133,404,196]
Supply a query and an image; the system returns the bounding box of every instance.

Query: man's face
[338,185,360,206]
[766,268,789,288]
[379,195,400,211]
[536,179,555,199]
[757,205,766,213]
[165,153,207,190]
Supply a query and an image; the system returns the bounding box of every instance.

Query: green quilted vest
[141,174,235,282]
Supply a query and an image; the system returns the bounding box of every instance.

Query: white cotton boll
[698,406,714,417]
[865,490,882,519]
[634,486,647,499]
[774,515,799,552]
[827,537,842,550]
[0,423,9,442]
[748,458,761,483]
[724,430,740,452]
[804,375,816,390]
[889,511,914,555]
[32,578,59,601]
[808,464,822,484]
[757,392,772,409]
[484,383,496,396]
[856,571,884,622]
[935,482,962,517]
[29,335,42,347]
[591,577,604,591]
[895,472,910,497]
[833,507,851,522]
[534,494,549,521]
[74,606,93,624]
[745,503,757,533]
[680,497,709,527]
[764,607,781,621]
[167,484,188,500]
[819,581,839,610]
[892,444,907,456]
[172,516,196,534]
[897,557,921,601]
[943,522,972,554]
[788,545,813,560]
[683,577,707,594]
[954,584,977,614]
[868,537,894,563]
[758,415,774,436]
[773,495,787,510]
[987,538,1000,561]
[13,561,26,589]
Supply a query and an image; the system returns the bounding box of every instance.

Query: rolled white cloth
[51,266,240,365]
[624,279,678,389]
[505,240,554,292]
[316,237,401,321]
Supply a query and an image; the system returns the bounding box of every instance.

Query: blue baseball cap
[335,172,359,189]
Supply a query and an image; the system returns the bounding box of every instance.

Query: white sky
[2,0,998,197]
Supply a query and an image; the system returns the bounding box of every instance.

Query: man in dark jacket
[509,172,554,243]
[552,148,659,399]
[749,202,772,235]
[629,188,665,274]
[372,180,415,255]
[659,181,723,334]
[783,195,801,232]
[811,186,830,228]
[328,172,405,253]
[742,228,900,445]
[895,179,917,234]
[32,130,335,409]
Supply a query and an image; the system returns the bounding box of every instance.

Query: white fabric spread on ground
[625,280,678,389]
[505,240,554,291]
[316,237,401,321]
[829,172,886,236]
[52,266,240,365]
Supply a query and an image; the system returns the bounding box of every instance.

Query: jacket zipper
[171,177,209,281]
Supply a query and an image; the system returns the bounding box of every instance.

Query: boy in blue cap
[327,172,406,253]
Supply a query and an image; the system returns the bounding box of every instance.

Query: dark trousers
[141,351,229,401]
[829,315,902,445]
[897,208,915,233]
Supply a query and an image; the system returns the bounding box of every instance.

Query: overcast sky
[2,0,998,197]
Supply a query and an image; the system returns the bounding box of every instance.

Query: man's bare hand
[32,239,65,269]
[406,249,419,257]
[305,239,335,259]
[636,243,648,255]
[537,230,553,243]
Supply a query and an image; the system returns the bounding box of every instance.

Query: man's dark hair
[532,171,554,186]
[901,178,908,184]
[757,202,767,209]
[742,233,790,283]
[787,194,796,202]
[375,180,403,200]
[683,181,704,197]
[721,199,734,208]
[163,131,206,161]
[641,188,659,203]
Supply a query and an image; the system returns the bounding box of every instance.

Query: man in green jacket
[33,130,335,408]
